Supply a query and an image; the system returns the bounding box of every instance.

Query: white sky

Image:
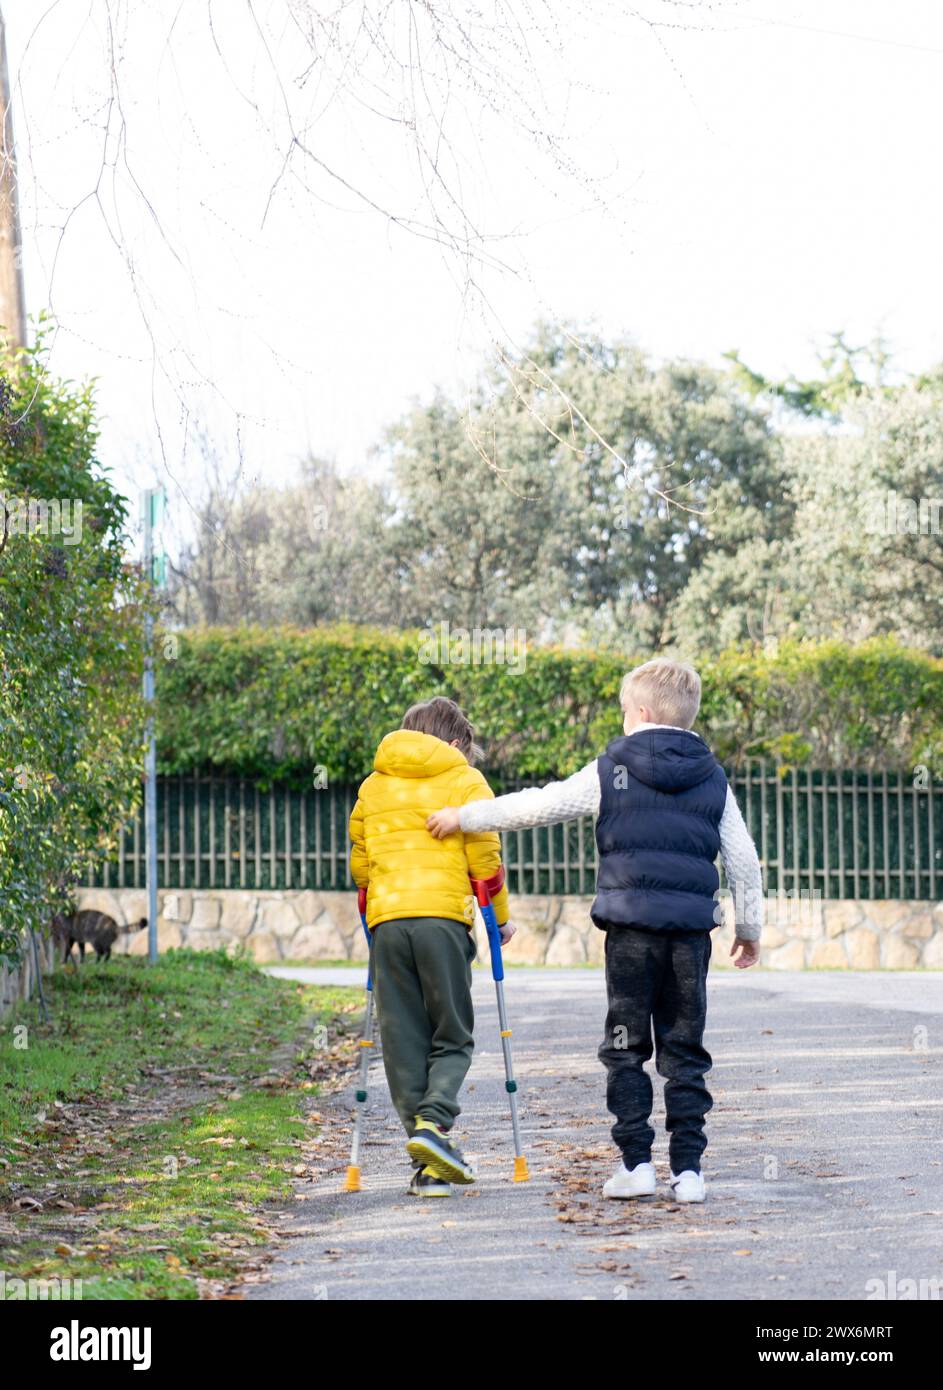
[6,0,943,542]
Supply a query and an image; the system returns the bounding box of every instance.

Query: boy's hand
[730,936,761,969]
[499,921,516,946]
[427,807,461,838]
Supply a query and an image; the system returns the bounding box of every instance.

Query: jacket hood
[374,729,468,779]
[605,728,718,793]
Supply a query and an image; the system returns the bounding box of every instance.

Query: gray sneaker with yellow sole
[406,1120,476,1185]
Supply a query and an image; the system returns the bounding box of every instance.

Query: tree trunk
[0,7,26,349]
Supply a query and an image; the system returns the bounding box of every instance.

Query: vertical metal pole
[143,490,159,963]
[268,789,276,889]
[775,765,784,898]
[208,773,216,887]
[897,771,905,900]
[866,769,876,900]
[343,787,353,886]
[284,785,291,889]
[929,776,936,900]
[178,774,185,889]
[851,771,861,900]
[238,779,247,889]
[562,813,571,895]
[345,890,374,1192]
[836,769,845,898]
[791,767,800,898]
[473,880,528,1182]
[299,789,307,888]
[195,772,202,888]
[882,771,891,899]
[806,768,815,901]
[224,778,232,889]
[821,767,829,900]
[29,928,48,1023]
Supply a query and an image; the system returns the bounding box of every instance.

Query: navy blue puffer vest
[592,728,728,933]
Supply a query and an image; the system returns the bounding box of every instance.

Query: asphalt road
[249,966,943,1301]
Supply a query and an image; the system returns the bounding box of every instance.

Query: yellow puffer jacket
[349,729,510,930]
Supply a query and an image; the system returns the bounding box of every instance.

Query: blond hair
[619,659,701,729]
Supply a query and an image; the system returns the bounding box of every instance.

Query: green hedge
[1,336,147,960]
[154,626,943,785]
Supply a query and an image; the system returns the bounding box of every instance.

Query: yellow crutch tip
[344,1165,362,1192]
[513,1156,530,1182]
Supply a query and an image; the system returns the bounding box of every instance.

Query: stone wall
[0,933,57,1020]
[74,888,943,969]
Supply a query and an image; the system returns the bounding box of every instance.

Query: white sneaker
[603,1160,657,1200]
[669,1169,705,1203]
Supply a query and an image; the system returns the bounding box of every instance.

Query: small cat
[53,911,148,963]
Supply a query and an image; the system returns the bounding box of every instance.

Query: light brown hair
[401,696,483,764]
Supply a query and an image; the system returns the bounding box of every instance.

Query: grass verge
[0,948,361,1299]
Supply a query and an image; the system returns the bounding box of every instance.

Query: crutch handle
[470,875,505,981]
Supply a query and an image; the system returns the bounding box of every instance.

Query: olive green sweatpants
[371,916,476,1135]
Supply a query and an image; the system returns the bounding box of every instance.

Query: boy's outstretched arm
[457,777,512,928]
[427,761,600,838]
[719,789,764,969]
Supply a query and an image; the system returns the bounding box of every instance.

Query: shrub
[0,333,148,962]
[154,625,943,785]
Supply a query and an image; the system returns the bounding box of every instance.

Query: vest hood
[373,729,468,779]
[605,728,719,794]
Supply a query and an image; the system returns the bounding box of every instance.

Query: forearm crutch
[471,876,529,1182]
[344,887,374,1192]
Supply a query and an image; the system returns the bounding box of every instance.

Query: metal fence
[731,764,941,901]
[86,766,943,900]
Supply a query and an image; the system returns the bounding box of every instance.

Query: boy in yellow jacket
[348,696,513,1197]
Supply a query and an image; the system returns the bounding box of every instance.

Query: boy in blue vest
[427,659,763,1203]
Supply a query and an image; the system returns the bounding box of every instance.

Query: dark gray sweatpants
[371,916,476,1135]
[598,925,713,1174]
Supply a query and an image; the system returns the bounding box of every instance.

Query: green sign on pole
[143,487,168,592]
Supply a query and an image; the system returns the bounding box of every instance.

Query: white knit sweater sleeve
[459,761,600,832]
[460,764,763,941]
[719,787,764,941]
